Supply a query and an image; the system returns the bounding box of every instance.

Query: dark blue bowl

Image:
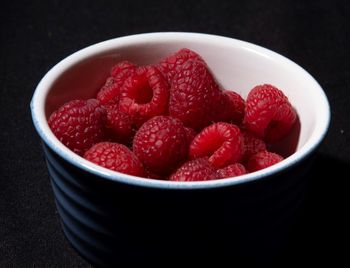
[31,33,330,266]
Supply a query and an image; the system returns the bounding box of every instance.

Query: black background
[1,0,349,267]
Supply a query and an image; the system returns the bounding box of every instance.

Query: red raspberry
[84,142,144,176]
[219,90,245,124]
[246,150,283,172]
[97,61,136,104]
[133,116,188,175]
[169,157,215,182]
[110,61,136,78]
[169,60,223,130]
[184,127,197,145]
[105,104,134,144]
[157,48,204,84]
[119,66,169,126]
[48,99,106,156]
[144,169,164,180]
[244,84,296,143]
[189,122,244,168]
[242,131,267,162]
[213,163,247,179]
[97,77,119,105]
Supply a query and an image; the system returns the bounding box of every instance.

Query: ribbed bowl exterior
[43,143,310,266]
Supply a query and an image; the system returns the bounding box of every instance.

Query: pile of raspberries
[48,48,297,181]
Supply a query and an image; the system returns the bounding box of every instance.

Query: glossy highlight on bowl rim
[30,32,331,190]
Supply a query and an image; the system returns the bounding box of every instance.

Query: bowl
[30,32,330,266]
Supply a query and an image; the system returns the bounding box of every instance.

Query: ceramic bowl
[31,32,330,266]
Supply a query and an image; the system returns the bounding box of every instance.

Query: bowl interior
[33,33,330,189]
[45,36,320,150]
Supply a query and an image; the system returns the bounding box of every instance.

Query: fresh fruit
[169,60,223,130]
[48,99,106,156]
[242,131,267,162]
[246,150,283,172]
[119,66,169,126]
[157,48,204,84]
[169,157,215,182]
[220,90,245,124]
[97,61,136,104]
[184,127,197,144]
[133,116,188,175]
[84,142,144,176]
[189,122,244,168]
[105,104,134,144]
[49,49,298,181]
[144,169,164,180]
[244,84,296,143]
[110,61,136,78]
[97,77,118,104]
[213,163,247,179]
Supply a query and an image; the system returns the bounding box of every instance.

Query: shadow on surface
[273,153,348,267]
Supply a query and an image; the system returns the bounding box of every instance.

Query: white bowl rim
[30,32,330,190]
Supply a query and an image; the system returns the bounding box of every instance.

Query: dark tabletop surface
[1,0,349,267]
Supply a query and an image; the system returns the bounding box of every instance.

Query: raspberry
[219,90,245,124]
[169,157,215,182]
[184,127,197,145]
[97,61,136,104]
[84,142,144,176]
[242,131,267,162]
[189,122,244,168]
[144,169,164,180]
[119,66,169,126]
[133,116,188,175]
[48,99,106,156]
[97,77,119,105]
[157,48,204,84]
[110,61,136,78]
[246,150,283,172]
[213,163,247,179]
[169,60,223,130]
[244,84,296,143]
[105,104,134,144]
